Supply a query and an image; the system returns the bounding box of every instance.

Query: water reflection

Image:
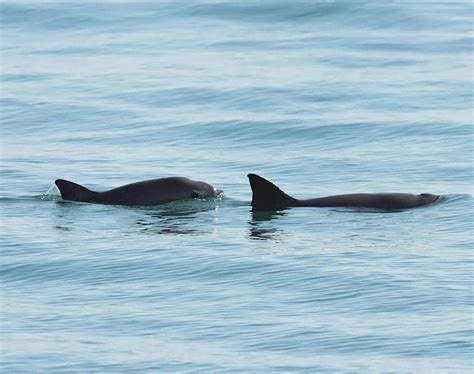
[248,210,286,241]
[135,209,204,236]
[53,199,219,236]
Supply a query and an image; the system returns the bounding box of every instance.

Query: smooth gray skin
[248,174,441,211]
[55,177,218,206]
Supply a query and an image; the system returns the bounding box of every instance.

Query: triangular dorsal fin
[247,174,297,211]
[55,179,97,203]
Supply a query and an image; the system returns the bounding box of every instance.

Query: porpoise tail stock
[55,177,218,206]
[247,173,441,212]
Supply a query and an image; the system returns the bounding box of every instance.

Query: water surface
[1,1,473,372]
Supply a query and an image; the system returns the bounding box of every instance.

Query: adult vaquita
[55,177,219,206]
[248,173,442,211]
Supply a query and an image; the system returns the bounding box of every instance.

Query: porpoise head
[418,193,441,206]
[192,180,219,199]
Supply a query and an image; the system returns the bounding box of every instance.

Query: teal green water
[1,1,473,372]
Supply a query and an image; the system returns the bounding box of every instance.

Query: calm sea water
[1,1,473,372]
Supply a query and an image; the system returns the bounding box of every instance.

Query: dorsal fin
[55,179,97,203]
[247,174,297,211]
